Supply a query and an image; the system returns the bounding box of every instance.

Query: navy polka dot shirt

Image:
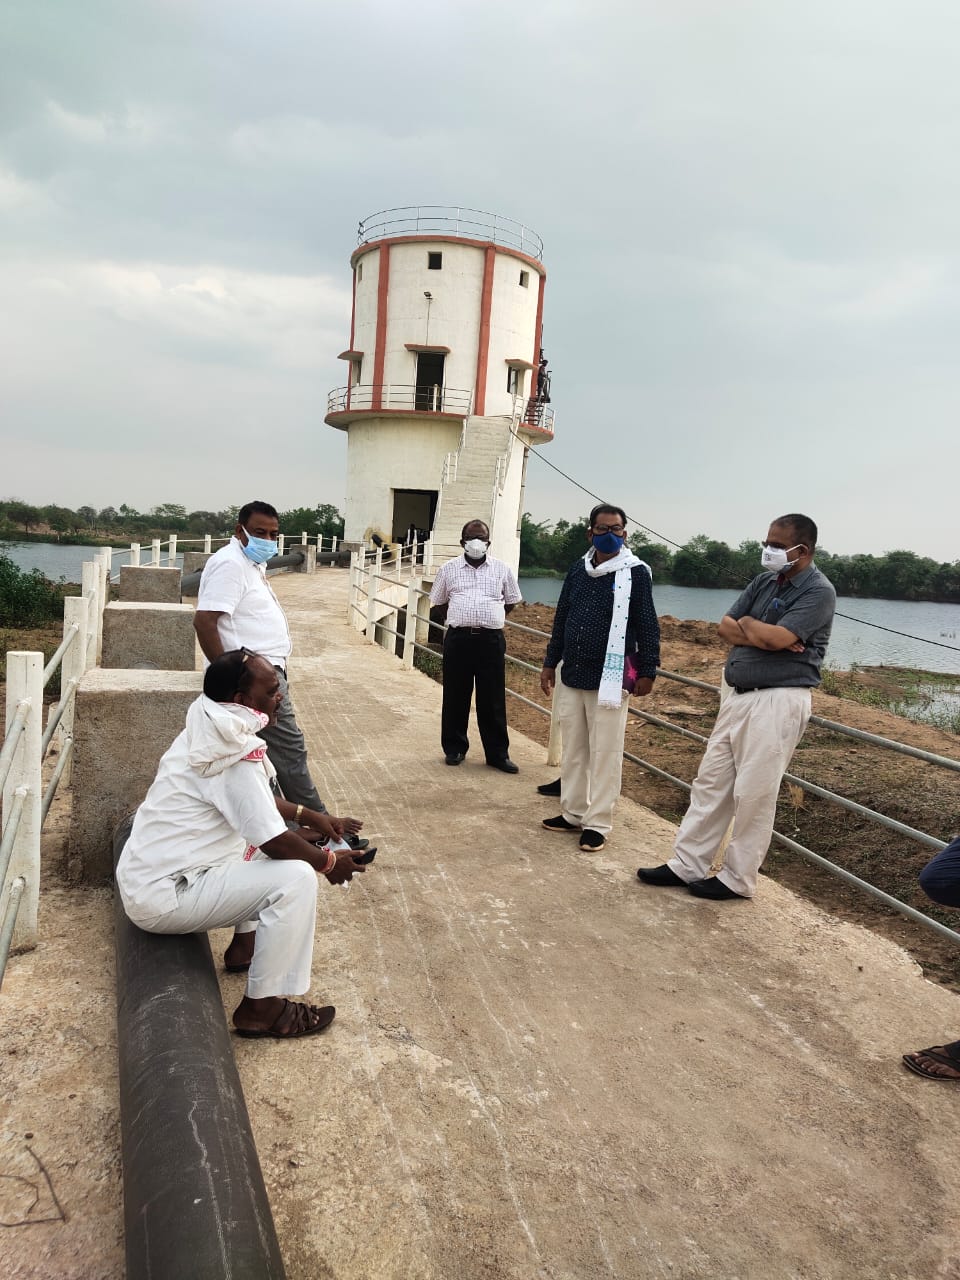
[544,560,660,690]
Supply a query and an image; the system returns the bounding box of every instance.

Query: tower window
[428,252,443,270]
[357,262,363,281]
[507,367,520,395]
[519,270,529,288]
[351,358,362,386]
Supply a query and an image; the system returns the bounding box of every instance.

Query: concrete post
[168,534,177,567]
[300,545,317,574]
[375,545,384,573]
[129,542,140,567]
[403,579,419,668]
[424,538,434,573]
[332,536,338,554]
[415,580,432,645]
[3,652,42,951]
[151,539,161,567]
[96,550,110,663]
[301,531,308,545]
[347,552,358,626]
[81,560,99,670]
[366,573,379,644]
[278,534,285,557]
[203,534,212,553]
[58,595,90,776]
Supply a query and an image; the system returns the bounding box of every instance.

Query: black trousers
[441,627,509,761]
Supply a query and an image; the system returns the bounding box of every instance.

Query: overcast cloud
[2,0,958,557]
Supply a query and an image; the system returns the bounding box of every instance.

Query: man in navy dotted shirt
[540,504,660,852]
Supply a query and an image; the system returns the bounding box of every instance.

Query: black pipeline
[113,818,286,1279]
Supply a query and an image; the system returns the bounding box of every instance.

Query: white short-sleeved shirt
[197,537,292,667]
[116,729,288,924]
[429,555,522,629]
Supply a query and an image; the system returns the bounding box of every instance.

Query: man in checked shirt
[429,519,523,773]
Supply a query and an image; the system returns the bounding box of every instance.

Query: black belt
[732,684,810,694]
[448,626,501,635]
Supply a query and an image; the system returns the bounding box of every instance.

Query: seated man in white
[116,649,369,1040]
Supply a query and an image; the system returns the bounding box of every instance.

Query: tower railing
[357,206,544,261]
[327,384,474,416]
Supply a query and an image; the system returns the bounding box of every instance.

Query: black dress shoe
[636,863,687,887]
[345,833,370,851]
[688,876,747,900]
[487,757,519,774]
[537,778,562,796]
[445,752,465,766]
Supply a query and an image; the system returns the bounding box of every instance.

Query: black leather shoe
[537,778,562,796]
[487,758,519,774]
[345,833,370,851]
[688,877,747,900]
[445,752,465,766]
[636,863,686,887]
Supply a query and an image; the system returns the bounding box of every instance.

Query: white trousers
[668,686,811,897]
[558,682,631,836]
[129,857,318,999]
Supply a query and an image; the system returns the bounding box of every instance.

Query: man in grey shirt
[638,513,836,900]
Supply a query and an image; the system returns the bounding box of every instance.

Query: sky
[2,0,959,559]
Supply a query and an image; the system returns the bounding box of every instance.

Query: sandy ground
[4,569,960,1279]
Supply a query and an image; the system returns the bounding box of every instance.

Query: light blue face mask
[241,527,278,564]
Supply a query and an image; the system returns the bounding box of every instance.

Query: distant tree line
[0,498,345,544]
[519,514,960,603]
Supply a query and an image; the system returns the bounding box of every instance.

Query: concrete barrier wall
[69,670,202,882]
[102,603,197,670]
[118,566,183,603]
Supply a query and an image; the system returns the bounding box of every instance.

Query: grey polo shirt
[723,563,836,690]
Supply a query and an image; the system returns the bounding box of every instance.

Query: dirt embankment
[491,604,960,989]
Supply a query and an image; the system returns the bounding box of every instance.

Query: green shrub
[0,553,65,627]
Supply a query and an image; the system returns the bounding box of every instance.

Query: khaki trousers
[668,686,811,897]
[558,682,631,836]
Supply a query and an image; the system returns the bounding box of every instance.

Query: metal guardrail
[1,557,106,985]
[357,205,544,260]
[327,384,474,416]
[348,559,960,948]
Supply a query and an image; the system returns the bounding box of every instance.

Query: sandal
[235,999,336,1039]
[902,1041,960,1080]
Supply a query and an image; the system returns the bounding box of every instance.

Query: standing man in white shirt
[194,500,325,812]
[429,519,522,773]
[194,501,366,851]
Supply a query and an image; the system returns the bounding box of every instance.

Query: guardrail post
[168,534,177,567]
[278,534,285,557]
[375,545,384,574]
[366,571,380,644]
[424,538,434,573]
[129,542,140,567]
[58,595,89,777]
[151,539,161,566]
[3,652,42,951]
[203,534,212,553]
[547,672,562,767]
[96,549,111,662]
[301,531,308,545]
[81,560,100,670]
[332,536,338,554]
[403,580,420,668]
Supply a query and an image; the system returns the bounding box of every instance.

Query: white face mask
[761,544,802,573]
[463,538,488,560]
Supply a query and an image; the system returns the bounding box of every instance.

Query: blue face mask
[241,527,278,564]
[592,531,624,554]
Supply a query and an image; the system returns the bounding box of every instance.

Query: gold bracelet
[295,803,304,823]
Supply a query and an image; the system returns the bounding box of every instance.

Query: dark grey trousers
[258,669,326,812]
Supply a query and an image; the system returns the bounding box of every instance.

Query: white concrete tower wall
[326,208,553,562]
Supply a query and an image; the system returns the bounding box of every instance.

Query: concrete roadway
[223,570,960,1280]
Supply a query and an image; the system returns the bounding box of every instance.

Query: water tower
[324,205,555,571]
